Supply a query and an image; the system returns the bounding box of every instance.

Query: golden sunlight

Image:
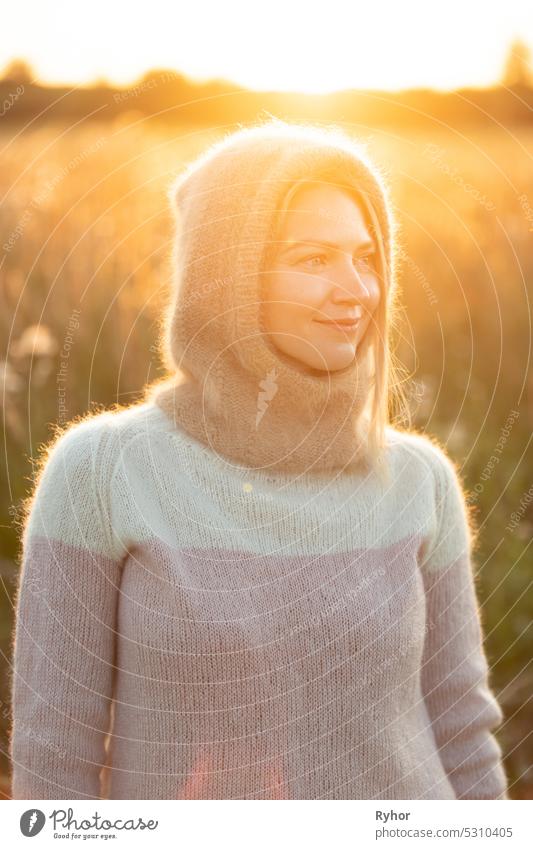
[2,0,533,93]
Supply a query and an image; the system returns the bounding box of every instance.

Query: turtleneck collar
[151,315,375,475]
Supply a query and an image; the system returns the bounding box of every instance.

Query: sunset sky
[3,0,533,93]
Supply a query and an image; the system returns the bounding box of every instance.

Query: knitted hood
[148,121,394,475]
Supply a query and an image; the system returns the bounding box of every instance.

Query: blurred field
[1,115,532,798]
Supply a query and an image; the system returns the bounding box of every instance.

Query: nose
[329,262,374,307]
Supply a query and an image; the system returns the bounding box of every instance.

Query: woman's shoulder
[103,398,172,442]
[31,400,172,491]
[23,401,172,554]
[384,425,473,568]
[63,398,173,443]
[384,424,459,477]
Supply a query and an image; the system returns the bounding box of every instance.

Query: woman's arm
[418,443,509,800]
[10,416,124,799]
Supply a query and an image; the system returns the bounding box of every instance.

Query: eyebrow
[279,238,376,255]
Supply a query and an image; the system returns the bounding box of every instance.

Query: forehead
[278,182,370,237]
[281,183,366,232]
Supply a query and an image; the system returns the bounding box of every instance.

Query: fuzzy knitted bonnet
[149,120,394,475]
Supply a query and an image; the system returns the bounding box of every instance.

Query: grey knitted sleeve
[419,451,509,800]
[10,418,124,799]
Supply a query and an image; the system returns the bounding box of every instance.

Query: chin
[300,354,357,373]
[273,338,357,373]
[318,349,357,372]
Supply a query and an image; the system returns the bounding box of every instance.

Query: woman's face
[262,183,381,372]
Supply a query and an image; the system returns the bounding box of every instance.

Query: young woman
[10,120,509,800]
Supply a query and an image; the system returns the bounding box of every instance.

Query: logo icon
[256,368,278,427]
[20,809,46,837]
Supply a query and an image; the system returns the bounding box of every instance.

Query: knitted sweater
[10,400,509,800]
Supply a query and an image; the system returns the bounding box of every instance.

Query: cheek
[362,281,381,336]
[265,271,326,318]
[367,273,382,309]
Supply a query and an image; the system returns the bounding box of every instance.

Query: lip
[314,318,361,333]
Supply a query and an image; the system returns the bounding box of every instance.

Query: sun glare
[2,0,532,93]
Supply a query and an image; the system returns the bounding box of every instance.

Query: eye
[300,253,327,268]
[353,253,376,270]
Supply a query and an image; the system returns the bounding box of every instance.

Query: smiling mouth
[314,319,360,334]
